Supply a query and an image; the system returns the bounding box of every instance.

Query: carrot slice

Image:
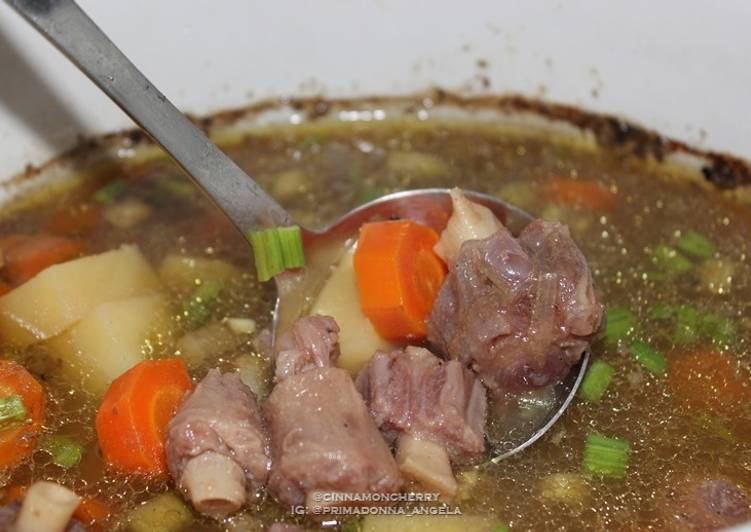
[0,361,45,469]
[1,484,28,504]
[1,234,84,285]
[668,351,750,414]
[545,177,615,211]
[74,496,112,526]
[45,204,103,236]
[0,282,11,297]
[353,220,447,341]
[95,358,192,476]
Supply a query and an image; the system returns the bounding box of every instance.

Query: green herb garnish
[676,230,716,259]
[0,395,27,429]
[94,179,126,204]
[579,361,615,402]
[630,341,666,375]
[583,432,630,478]
[248,226,305,282]
[41,434,83,468]
[604,307,638,345]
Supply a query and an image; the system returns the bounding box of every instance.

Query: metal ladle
[6,0,589,461]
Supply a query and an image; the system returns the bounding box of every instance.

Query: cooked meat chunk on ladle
[428,189,603,393]
[358,346,487,497]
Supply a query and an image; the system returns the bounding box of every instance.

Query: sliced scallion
[248,226,305,282]
[676,230,716,259]
[492,524,511,532]
[41,434,83,468]
[94,179,126,204]
[579,360,615,402]
[582,432,630,478]
[604,307,638,345]
[700,312,736,346]
[673,306,701,345]
[181,279,224,329]
[652,244,692,274]
[630,341,666,375]
[0,395,27,427]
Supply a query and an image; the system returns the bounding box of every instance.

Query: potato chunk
[311,246,393,374]
[157,254,240,293]
[0,245,160,346]
[46,293,172,395]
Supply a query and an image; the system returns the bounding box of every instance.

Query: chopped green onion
[647,303,677,320]
[676,231,716,259]
[630,341,666,375]
[94,179,126,204]
[248,226,305,282]
[492,524,511,532]
[673,306,701,345]
[41,434,83,468]
[0,395,27,428]
[700,312,736,346]
[579,361,615,402]
[181,279,224,329]
[582,432,630,478]
[652,244,692,274]
[604,307,638,344]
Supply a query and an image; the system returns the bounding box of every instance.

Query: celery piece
[604,307,638,345]
[579,361,615,402]
[248,226,305,282]
[41,435,83,468]
[700,312,737,346]
[94,180,126,204]
[676,230,716,259]
[582,432,630,478]
[181,279,223,329]
[630,341,666,375]
[652,244,692,274]
[673,306,701,345]
[0,395,26,430]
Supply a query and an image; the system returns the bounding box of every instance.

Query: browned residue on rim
[5,90,751,192]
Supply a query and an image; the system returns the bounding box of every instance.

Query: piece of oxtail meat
[165,369,271,518]
[658,475,751,532]
[428,189,603,393]
[265,315,400,510]
[273,314,340,383]
[357,346,487,498]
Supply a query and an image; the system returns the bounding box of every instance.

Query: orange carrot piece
[1,234,84,285]
[0,361,45,469]
[74,496,112,526]
[45,204,103,236]
[0,282,11,297]
[353,220,447,341]
[95,358,193,476]
[1,484,28,504]
[545,177,615,211]
[668,351,750,414]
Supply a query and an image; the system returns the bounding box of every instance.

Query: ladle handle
[5,0,292,232]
